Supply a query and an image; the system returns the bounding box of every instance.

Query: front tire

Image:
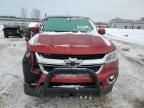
[19,34,23,38]
[22,51,38,84]
[4,31,9,38]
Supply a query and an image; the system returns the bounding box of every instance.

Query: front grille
[40,54,105,60]
[43,65,101,72]
[79,65,101,71]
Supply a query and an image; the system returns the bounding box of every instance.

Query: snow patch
[105,28,144,46]
[28,34,39,45]
[0,25,4,38]
[41,31,98,36]
[0,25,4,30]
[28,22,40,28]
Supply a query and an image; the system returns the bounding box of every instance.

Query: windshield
[42,17,94,33]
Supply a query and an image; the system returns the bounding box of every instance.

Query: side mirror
[28,22,41,34]
[97,28,106,35]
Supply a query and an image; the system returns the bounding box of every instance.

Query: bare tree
[20,8,27,18]
[31,9,41,20]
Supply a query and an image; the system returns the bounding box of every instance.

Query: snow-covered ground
[0,25,4,30]
[105,28,144,66]
[106,28,144,46]
[0,29,144,108]
[0,25,4,39]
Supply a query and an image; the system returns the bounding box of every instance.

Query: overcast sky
[0,0,144,22]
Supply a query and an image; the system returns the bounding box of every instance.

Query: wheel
[22,51,39,84]
[4,31,9,38]
[19,35,23,38]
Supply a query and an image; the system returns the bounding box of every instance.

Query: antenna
[67,11,69,16]
[44,13,47,18]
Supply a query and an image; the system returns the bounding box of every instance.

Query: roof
[110,18,144,24]
[3,25,20,29]
[0,17,41,22]
[44,16,90,20]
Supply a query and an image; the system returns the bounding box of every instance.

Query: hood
[28,33,116,55]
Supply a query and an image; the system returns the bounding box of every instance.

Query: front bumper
[24,68,113,97]
[24,83,113,97]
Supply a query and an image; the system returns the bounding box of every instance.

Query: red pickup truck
[22,16,119,97]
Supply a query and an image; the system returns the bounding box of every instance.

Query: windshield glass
[42,17,94,32]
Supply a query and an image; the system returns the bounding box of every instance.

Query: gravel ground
[0,37,144,108]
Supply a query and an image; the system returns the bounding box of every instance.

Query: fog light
[108,74,117,84]
[109,75,115,80]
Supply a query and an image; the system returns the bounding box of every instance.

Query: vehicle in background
[3,25,24,38]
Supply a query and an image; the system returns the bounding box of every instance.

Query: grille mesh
[40,54,105,60]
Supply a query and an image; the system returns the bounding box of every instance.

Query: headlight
[105,50,118,64]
